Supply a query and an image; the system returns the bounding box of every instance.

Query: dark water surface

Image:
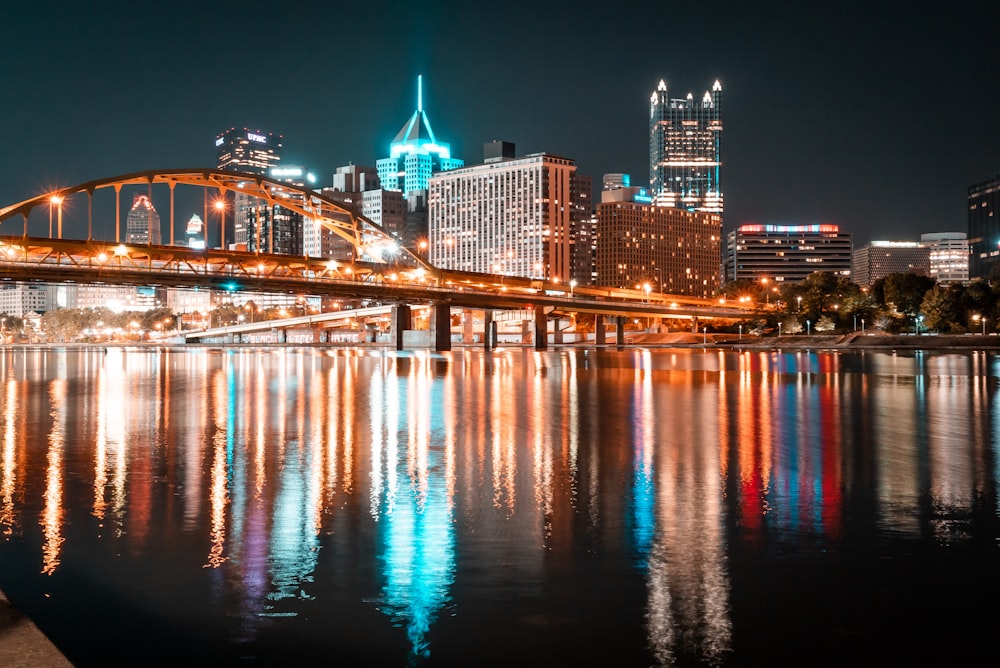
[0,345,998,666]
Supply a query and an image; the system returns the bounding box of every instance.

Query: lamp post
[643,282,651,303]
[49,195,64,238]
[778,322,782,337]
[853,313,857,332]
[214,199,226,250]
[806,320,811,335]
[739,324,743,340]
[796,295,802,312]
[761,277,769,305]
[570,279,577,297]
[861,318,865,333]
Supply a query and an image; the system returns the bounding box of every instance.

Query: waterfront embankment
[0,590,73,667]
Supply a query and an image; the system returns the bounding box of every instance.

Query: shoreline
[4,333,1000,352]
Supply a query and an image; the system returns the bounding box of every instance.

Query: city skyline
[2,1,997,246]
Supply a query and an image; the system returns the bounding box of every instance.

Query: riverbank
[0,590,73,667]
[621,331,1000,349]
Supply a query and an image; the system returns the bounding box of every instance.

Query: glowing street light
[214,198,226,249]
[49,195,64,238]
[796,295,802,311]
[643,282,651,302]
[570,279,577,297]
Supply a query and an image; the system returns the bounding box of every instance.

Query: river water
[0,345,997,666]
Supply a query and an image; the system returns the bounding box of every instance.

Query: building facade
[725,224,853,283]
[968,175,1000,280]
[428,149,577,282]
[596,198,721,297]
[375,76,463,250]
[852,242,931,287]
[215,127,283,251]
[921,232,969,283]
[125,193,162,245]
[649,79,723,213]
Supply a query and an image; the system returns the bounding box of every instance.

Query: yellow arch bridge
[0,169,752,349]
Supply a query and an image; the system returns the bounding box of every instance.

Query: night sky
[2,0,997,246]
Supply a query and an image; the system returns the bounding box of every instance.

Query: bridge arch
[0,168,433,271]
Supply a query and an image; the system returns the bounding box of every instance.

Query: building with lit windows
[596,195,721,297]
[649,79,723,213]
[377,76,463,199]
[852,242,930,287]
[428,145,579,282]
[215,127,283,250]
[921,232,968,283]
[968,175,1000,280]
[315,165,408,261]
[377,77,463,252]
[216,128,282,175]
[125,193,162,245]
[724,224,853,283]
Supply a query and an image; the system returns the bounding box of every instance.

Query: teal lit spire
[377,75,463,197]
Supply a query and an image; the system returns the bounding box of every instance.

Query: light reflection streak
[375,353,456,664]
[530,352,554,536]
[41,378,66,575]
[1,378,18,535]
[205,367,230,568]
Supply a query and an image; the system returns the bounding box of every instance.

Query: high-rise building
[236,165,311,255]
[215,127,283,250]
[649,79,723,213]
[724,224,853,283]
[125,193,161,245]
[852,241,930,287]
[377,76,463,198]
[596,196,722,298]
[376,76,463,250]
[968,175,1000,280]
[428,145,578,282]
[922,232,969,283]
[215,128,283,175]
[316,165,408,261]
[185,214,205,250]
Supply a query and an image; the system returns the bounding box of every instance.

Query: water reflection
[0,346,997,666]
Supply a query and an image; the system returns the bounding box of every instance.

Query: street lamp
[214,198,226,249]
[778,322,782,337]
[853,313,857,332]
[796,295,802,311]
[761,277,769,305]
[806,320,811,335]
[974,313,985,335]
[738,324,743,340]
[643,282,651,302]
[49,195,64,238]
[570,279,577,297]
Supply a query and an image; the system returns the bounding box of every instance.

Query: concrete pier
[0,590,72,667]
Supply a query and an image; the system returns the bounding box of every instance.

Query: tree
[920,285,961,332]
[875,273,936,317]
[814,315,836,332]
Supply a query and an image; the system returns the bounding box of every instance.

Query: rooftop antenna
[417,74,423,112]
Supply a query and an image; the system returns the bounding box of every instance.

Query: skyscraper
[125,193,161,244]
[215,127,283,250]
[377,76,463,198]
[649,79,722,213]
[215,128,282,175]
[377,76,463,250]
[429,144,576,282]
[968,175,1000,280]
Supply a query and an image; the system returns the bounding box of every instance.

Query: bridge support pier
[595,314,606,345]
[616,316,627,347]
[430,302,451,352]
[391,305,411,351]
[692,317,699,334]
[483,310,497,350]
[462,309,475,344]
[534,304,547,350]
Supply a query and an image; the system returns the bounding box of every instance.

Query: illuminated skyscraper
[125,193,161,244]
[376,76,463,199]
[649,79,722,213]
[215,127,283,250]
[429,144,577,282]
[215,128,282,175]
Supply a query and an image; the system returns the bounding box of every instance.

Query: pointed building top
[657,79,667,91]
[712,79,722,92]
